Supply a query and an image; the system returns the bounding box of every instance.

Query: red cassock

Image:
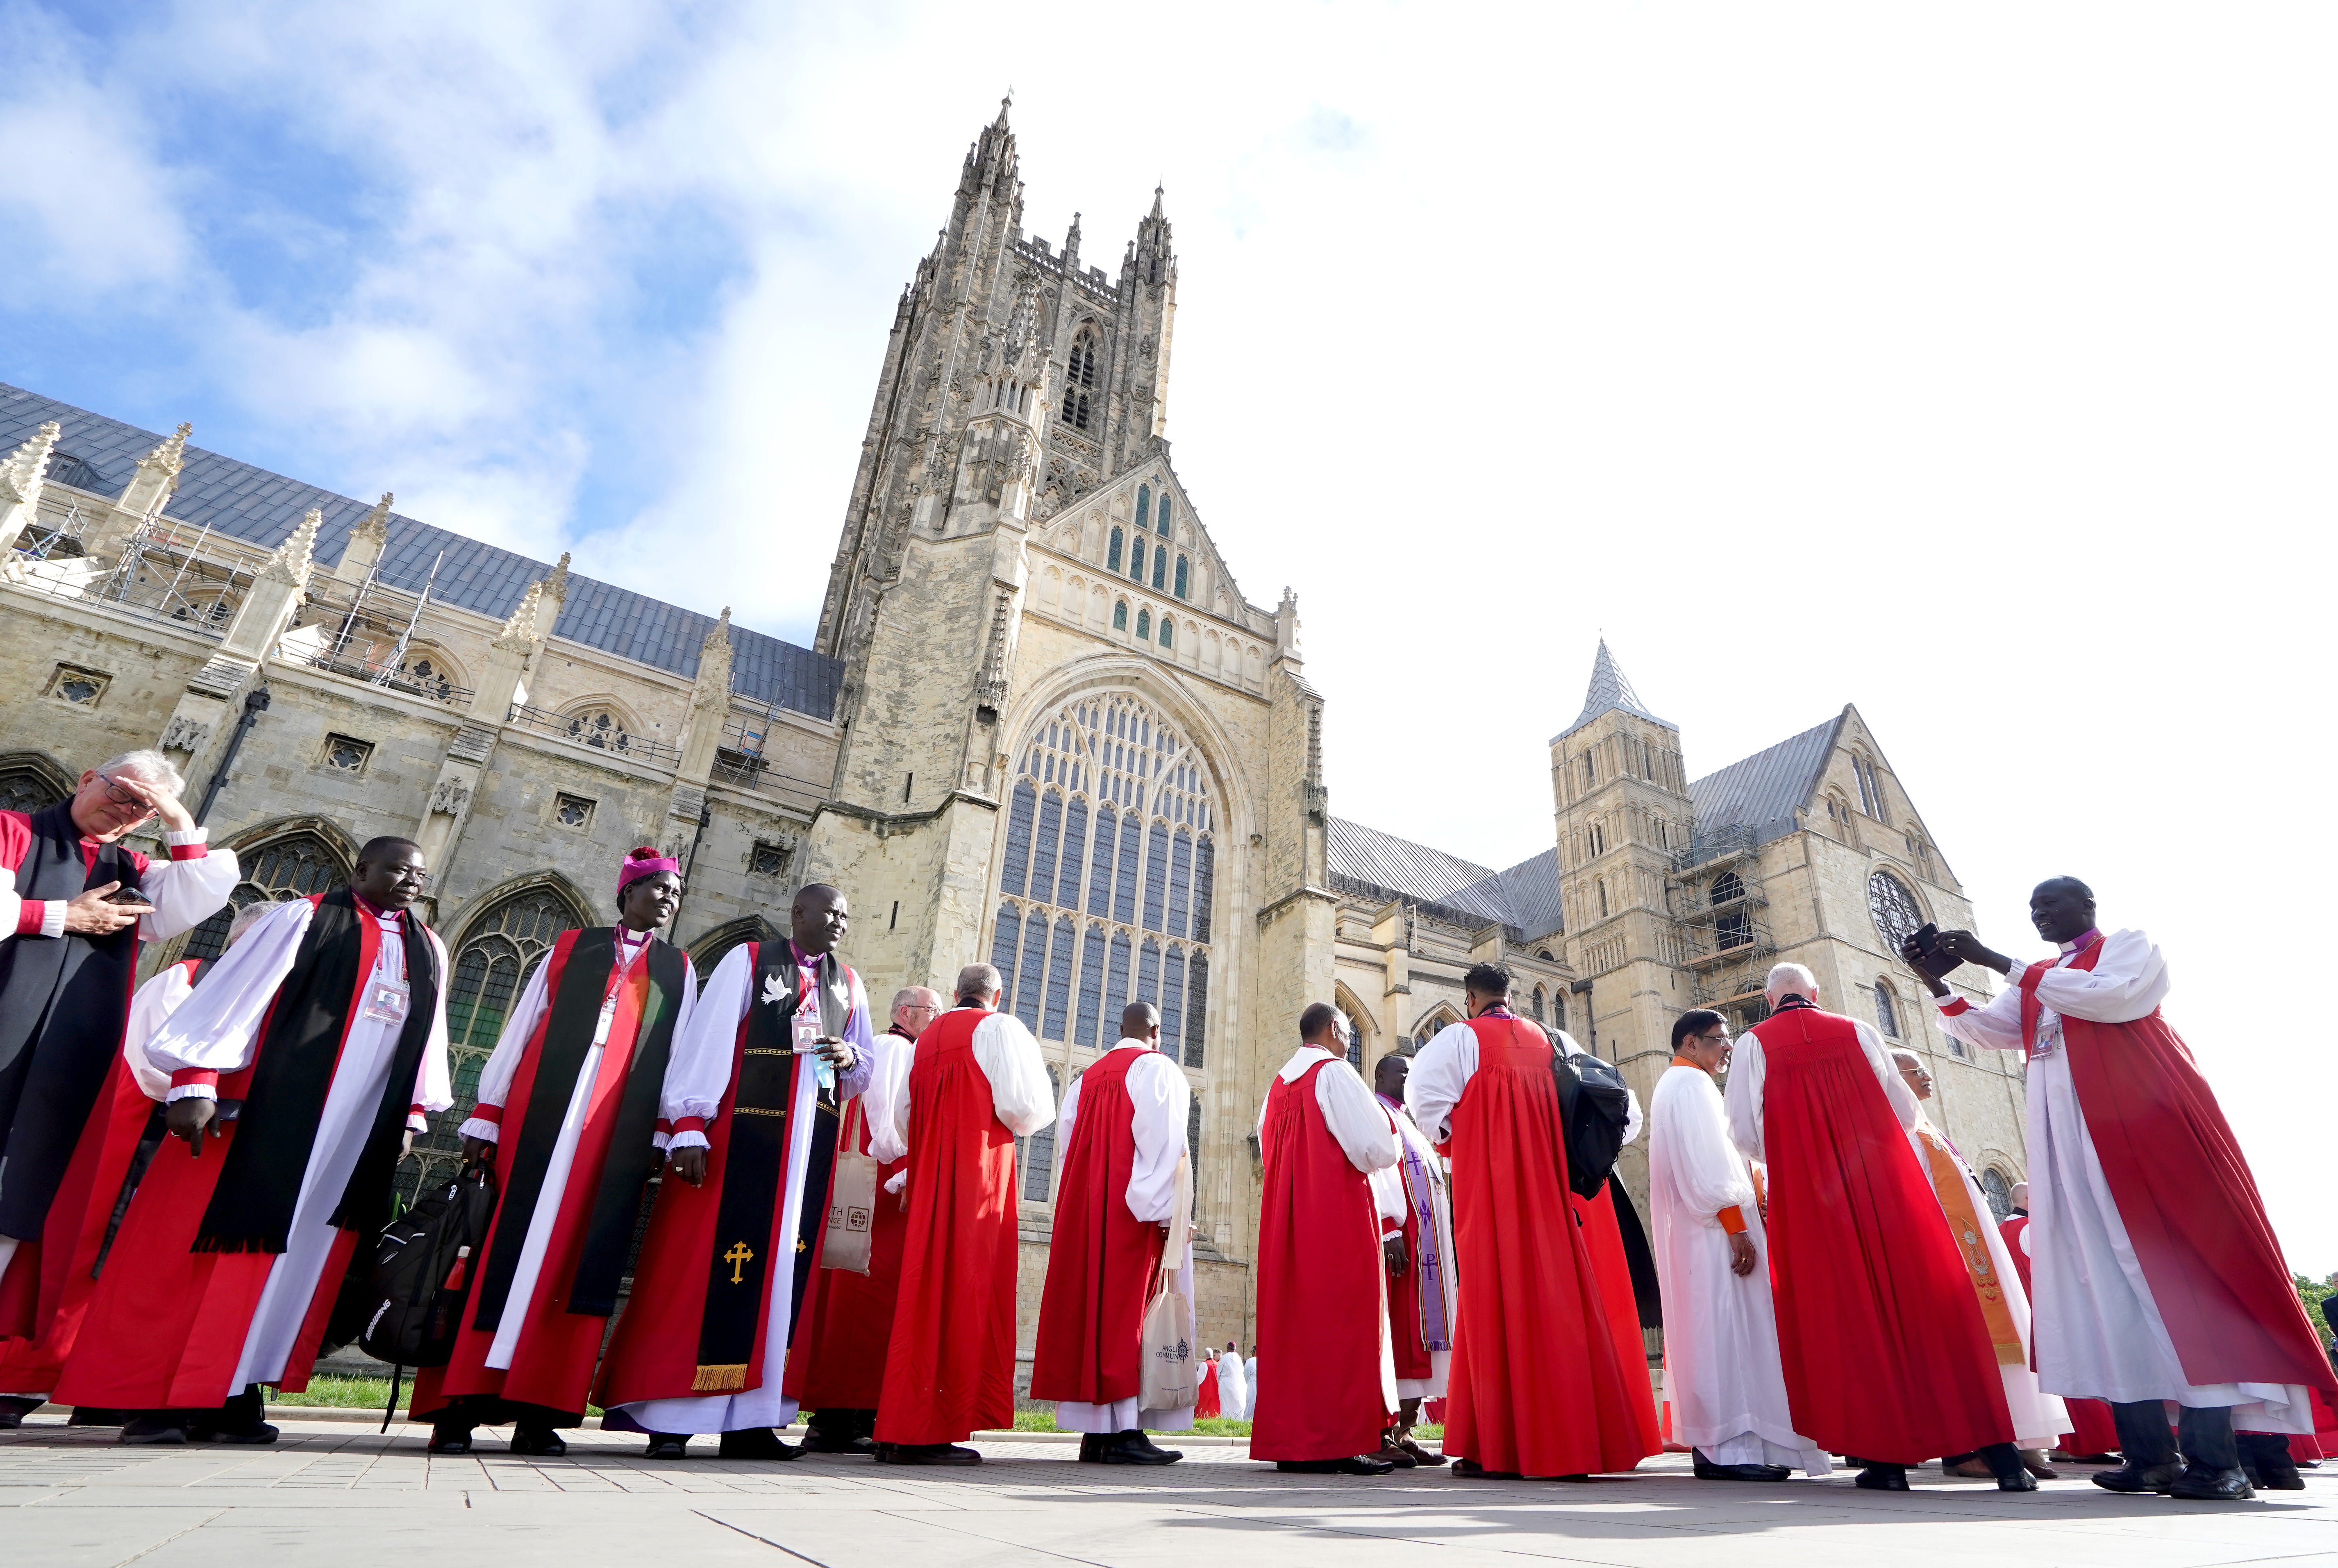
[873,1008,1023,1445]
[0,1051,156,1395]
[1570,1181,1663,1458]
[411,932,667,1422]
[1029,1048,1165,1406]
[1999,1212,2120,1455]
[1438,1016,1652,1477]
[1251,1058,1392,1462]
[1751,1005,2013,1461]
[1196,1360,1220,1418]
[2030,944,2337,1404]
[782,1032,913,1414]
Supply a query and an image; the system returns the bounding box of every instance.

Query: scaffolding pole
[374,549,444,685]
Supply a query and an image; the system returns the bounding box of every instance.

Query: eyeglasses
[1696,1030,1732,1044]
[93,773,158,819]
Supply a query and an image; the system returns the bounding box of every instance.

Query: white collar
[1277,1044,1337,1082]
[1108,1037,1157,1053]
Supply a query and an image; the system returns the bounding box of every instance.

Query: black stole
[470,927,687,1328]
[0,803,144,1239]
[693,939,849,1389]
[193,887,440,1253]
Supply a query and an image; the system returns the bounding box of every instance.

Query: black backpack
[357,1165,497,1372]
[1551,1044,1632,1200]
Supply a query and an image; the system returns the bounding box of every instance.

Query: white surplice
[1903,1112,2067,1448]
[1052,1039,1196,1435]
[1218,1341,1249,1419]
[457,929,696,1371]
[611,942,876,1436]
[139,895,452,1395]
[1936,930,2313,1431]
[1647,1062,1829,1474]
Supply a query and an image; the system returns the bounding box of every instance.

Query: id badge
[362,978,411,1024]
[793,1010,835,1092]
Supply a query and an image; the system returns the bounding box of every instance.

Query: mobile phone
[102,886,152,906]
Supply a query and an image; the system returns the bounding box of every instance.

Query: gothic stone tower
[803,103,1322,1342]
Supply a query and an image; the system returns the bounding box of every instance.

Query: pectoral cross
[724,1241,754,1283]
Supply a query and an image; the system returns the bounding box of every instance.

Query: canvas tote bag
[820,1096,880,1275]
[1138,1148,1197,1412]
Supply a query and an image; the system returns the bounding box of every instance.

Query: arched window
[994,696,1216,1070]
[0,753,72,816]
[1066,330,1099,433]
[1151,545,1166,590]
[1597,876,1609,918]
[1113,599,1128,631]
[1588,821,1606,857]
[1186,1100,1202,1200]
[1868,869,1924,950]
[1874,980,1901,1038]
[181,828,353,962]
[1136,608,1151,640]
[1108,526,1123,571]
[1157,498,1172,534]
[1136,483,1151,531]
[1980,1168,2014,1221]
[1174,555,1189,599]
[1022,1063,1063,1200]
[1552,991,1567,1033]
[561,702,637,755]
[407,884,587,1199]
[1531,986,1546,1023]
[1159,617,1174,650]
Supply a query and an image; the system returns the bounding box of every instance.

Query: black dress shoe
[1854,1463,1910,1491]
[509,1426,567,1457]
[1078,1433,1107,1463]
[1102,1431,1182,1466]
[120,1414,189,1445]
[427,1425,475,1455]
[2092,1459,2182,1493]
[877,1443,982,1466]
[1692,1450,1790,1482]
[1375,1441,1419,1469]
[190,1418,277,1445]
[1450,1457,1522,1480]
[66,1407,129,1427]
[802,1428,879,1456]
[1395,1436,1446,1466]
[644,1433,691,1459]
[1995,1469,2038,1492]
[2168,1464,2254,1501]
[719,1427,806,1461]
[0,1395,41,1429]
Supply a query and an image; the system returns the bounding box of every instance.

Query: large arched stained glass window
[992,695,1219,1083]
[400,885,586,1201]
[180,830,352,962]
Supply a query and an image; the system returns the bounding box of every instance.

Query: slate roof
[0,383,842,719]
[1686,713,1844,847]
[1327,817,1564,940]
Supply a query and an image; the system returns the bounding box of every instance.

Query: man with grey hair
[873,962,1053,1464]
[791,985,943,1454]
[0,750,236,1427]
[1724,962,2036,1494]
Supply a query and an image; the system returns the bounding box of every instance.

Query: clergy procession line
[0,753,2332,1497]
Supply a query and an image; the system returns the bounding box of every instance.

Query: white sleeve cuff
[37,901,65,939]
[666,1130,709,1152]
[457,1118,501,1143]
[163,828,209,846]
[405,1112,430,1133]
[884,1169,907,1194]
[165,1083,217,1103]
[2003,960,2029,988]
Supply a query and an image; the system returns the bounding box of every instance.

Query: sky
[6,2,2334,1269]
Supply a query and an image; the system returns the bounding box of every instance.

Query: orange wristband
[1717,1205,1747,1234]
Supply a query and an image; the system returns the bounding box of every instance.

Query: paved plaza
[5,1416,2333,1568]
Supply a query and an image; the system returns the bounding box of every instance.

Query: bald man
[1726,963,2031,1493]
[873,964,1054,1464]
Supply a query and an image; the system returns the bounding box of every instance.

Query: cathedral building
[0,102,2022,1366]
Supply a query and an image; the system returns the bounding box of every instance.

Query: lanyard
[593,933,648,1047]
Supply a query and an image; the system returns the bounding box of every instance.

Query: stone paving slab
[4,1417,2331,1568]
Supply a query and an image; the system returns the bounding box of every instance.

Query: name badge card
[362,978,411,1024]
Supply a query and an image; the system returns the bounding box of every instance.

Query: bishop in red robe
[1919,879,2338,1501]
[1408,964,1658,1480]
[1252,1003,1402,1475]
[1724,962,2032,1492]
[408,849,695,1455]
[0,754,236,1427]
[785,984,938,1455]
[872,963,1054,1465]
[1030,1000,1191,1466]
[55,838,450,1445]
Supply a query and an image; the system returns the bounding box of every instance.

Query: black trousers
[2110,1400,2238,1470]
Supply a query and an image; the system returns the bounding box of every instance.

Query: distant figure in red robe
[1030,1000,1191,1466]
[1918,880,2338,1500]
[786,984,937,1456]
[1999,1182,2119,1462]
[1251,1002,1401,1475]
[1409,963,1657,1480]
[407,849,695,1456]
[872,964,1054,1465]
[1725,962,2033,1493]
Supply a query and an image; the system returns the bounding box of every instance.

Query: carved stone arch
[443,867,600,953]
[554,693,647,756]
[1333,981,1379,1072]
[156,813,361,970]
[1410,1003,1464,1055]
[0,749,76,815]
[994,655,1257,845]
[687,912,783,987]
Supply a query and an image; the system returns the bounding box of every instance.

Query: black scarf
[0,803,145,1239]
[693,939,849,1388]
[193,887,440,1253]
[470,927,688,1328]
